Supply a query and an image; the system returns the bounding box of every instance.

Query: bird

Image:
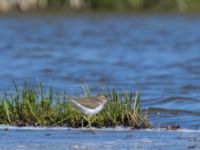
[69,96,108,128]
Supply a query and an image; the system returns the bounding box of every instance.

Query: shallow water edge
[0,125,200,133]
[0,125,200,150]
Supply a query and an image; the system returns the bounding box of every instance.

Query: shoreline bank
[1,0,200,13]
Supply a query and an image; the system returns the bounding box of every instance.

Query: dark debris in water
[45,133,51,136]
[188,145,196,149]
[3,128,9,131]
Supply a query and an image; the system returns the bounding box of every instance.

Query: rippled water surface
[0,127,200,150]
[0,14,200,129]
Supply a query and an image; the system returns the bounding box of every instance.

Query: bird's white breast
[71,100,104,116]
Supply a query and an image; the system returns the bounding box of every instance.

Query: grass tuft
[0,83,151,128]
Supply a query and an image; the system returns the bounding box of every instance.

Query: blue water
[0,126,200,150]
[0,14,200,131]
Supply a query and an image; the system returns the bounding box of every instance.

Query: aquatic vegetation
[0,82,151,128]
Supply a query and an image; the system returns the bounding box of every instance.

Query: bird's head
[97,95,108,105]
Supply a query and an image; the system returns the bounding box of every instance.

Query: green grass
[46,0,200,12]
[0,82,151,128]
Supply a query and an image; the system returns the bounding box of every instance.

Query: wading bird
[69,96,108,127]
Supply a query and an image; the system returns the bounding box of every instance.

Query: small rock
[166,124,180,130]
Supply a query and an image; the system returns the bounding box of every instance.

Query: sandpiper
[69,96,108,127]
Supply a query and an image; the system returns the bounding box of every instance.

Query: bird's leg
[84,116,91,128]
[88,116,91,128]
[81,119,84,128]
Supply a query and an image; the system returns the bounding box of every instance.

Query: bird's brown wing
[75,98,100,109]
